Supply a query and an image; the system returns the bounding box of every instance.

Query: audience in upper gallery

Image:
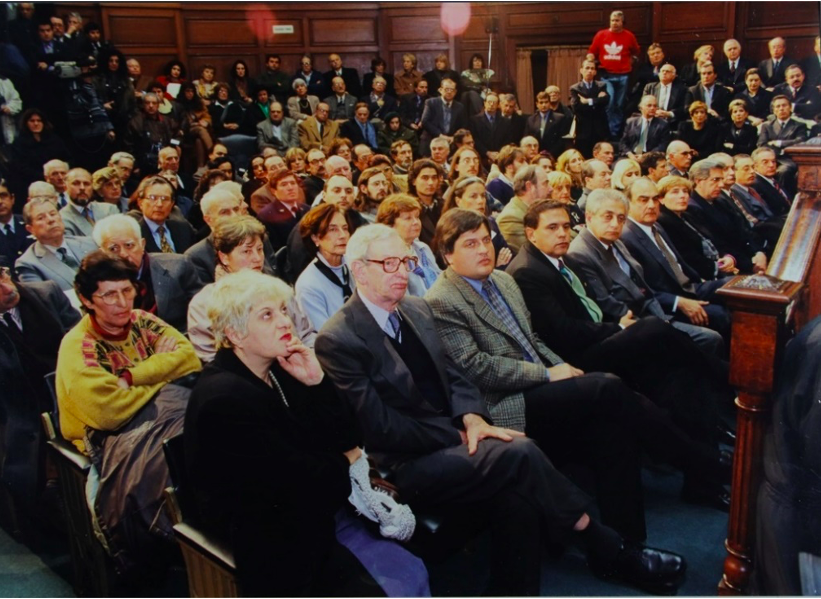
[3,2,821,593]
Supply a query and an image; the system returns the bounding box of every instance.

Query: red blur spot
[245,6,275,41]
[441,3,471,36]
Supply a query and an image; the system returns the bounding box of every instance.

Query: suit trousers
[523,373,646,542]
[393,436,590,595]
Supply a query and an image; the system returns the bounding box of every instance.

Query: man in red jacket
[587,10,641,139]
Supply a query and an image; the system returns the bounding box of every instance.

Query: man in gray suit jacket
[316,223,686,596]
[323,76,358,121]
[93,214,202,332]
[566,188,724,356]
[256,101,299,153]
[60,168,119,237]
[15,198,98,290]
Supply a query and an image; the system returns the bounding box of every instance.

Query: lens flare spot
[441,3,471,36]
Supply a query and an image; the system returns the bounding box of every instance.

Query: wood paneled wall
[52,2,819,95]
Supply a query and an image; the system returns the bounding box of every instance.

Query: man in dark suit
[773,64,821,120]
[620,178,729,340]
[0,267,80,505]
[497,93,528,147]
[419,77,467,156]
[566,188,725,356]
[758,37,797,89]
[93,214,202,332]
[644,63,688,126]
[757,95,809,196]
[339,102,379,152]
[323,76,358,122]
[525,90,570,159]
[323,53,362,99]
[316,223,687,596]
[470,92,504,163]
[0,182,33,264]
[686,159,768,276]
[730,154,786,249]
[619,96,670,159]
[131,176,196,255]
[255,170,309,251]
[570,60,610,158]
[684,61,732,119]
[717,39,755,94]
[626,43,670,114]
[751,146,795,217]
[360,75,397,121]
[507,199,736,465]
[398,78,428,134]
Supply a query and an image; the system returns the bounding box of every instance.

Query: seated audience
[316,223,687,596]
[611,158,641,192]
[92,166,128,213]
[0,179,33,262]
[566,188,725,356]
[295,203,354,330]
[93,214,201,332]
[0,264,80,505]
[376,194,440,295]
[442,175,512,267]
[132,175,197,254]
[287,78,319,122]
[15,197,98,290]
[56,250,201,571]
[719,99,758,156]
[185,269,427,596]
[498,165,550,253]
[188,216,314,362]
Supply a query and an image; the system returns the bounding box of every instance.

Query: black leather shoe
[590,541,687,595]
[716,422,736,446]
[681,483,731,512]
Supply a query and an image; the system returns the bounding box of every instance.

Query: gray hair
[513,165,540,195]
[210,180,244,202]
[689,159,723,182]
[143,92,159,104]
[586,188,630,214]
[92,214,141,246]
[43,159,69,177]
[708,152,733,168]
[110,151,135,165]
[28,181,57,200]
[430,136,450,149]
[208,270,293,350]
[23,197,60,225]
[201,188,240,216]
[346,224,402,265]
[292,78,307,90]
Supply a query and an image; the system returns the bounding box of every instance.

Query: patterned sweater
[56,310,201,452]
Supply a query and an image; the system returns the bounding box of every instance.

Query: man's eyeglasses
[93,286,137,305]
[366,256,419,273]
[145,195,173,204]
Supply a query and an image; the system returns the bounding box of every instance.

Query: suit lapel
[34,242,75,288]
[350,294,444,412]
[627,221,677,282]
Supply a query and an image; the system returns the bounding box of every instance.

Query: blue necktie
[388,311,402,343]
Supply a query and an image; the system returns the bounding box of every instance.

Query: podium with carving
[717,139,821,594]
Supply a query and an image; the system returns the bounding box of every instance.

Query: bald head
[326,155,352,180]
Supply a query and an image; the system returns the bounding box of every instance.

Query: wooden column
[717,275,801,595]
[718,139,821,594]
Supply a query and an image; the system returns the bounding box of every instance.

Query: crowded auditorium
[1,1,821,596]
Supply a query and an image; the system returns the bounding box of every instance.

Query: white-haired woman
[286,77,319,121]
[185,269,429,597]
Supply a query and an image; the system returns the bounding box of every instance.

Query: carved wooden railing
[717,140,821,595]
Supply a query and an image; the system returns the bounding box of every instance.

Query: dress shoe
[589,541,687,595]
[716,422,736,446]
[681,482,731,512]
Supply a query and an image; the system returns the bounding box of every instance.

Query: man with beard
[409,159,444,247]
[59,168,119,237]
[353,167,390,223]
[390,140,414,192]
